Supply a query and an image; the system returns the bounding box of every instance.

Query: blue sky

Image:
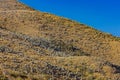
[20,0,120,37]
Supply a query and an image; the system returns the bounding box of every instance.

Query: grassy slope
[0,0,120,80]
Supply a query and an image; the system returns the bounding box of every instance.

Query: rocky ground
[0,0,120,80]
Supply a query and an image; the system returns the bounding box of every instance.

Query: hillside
[0,0,120,80]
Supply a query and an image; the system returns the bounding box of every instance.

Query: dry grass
[0,0,120,80]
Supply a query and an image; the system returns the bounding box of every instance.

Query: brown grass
[0,0,120,80]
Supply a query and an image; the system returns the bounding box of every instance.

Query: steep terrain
[0,0,120,80]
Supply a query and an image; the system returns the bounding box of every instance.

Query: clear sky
[20,0,120,37]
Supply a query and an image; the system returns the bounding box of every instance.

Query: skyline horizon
[20,0,120,37]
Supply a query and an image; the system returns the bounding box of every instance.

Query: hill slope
[0,0,120,80]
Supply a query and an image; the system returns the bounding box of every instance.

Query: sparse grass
[0,0,120,80]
